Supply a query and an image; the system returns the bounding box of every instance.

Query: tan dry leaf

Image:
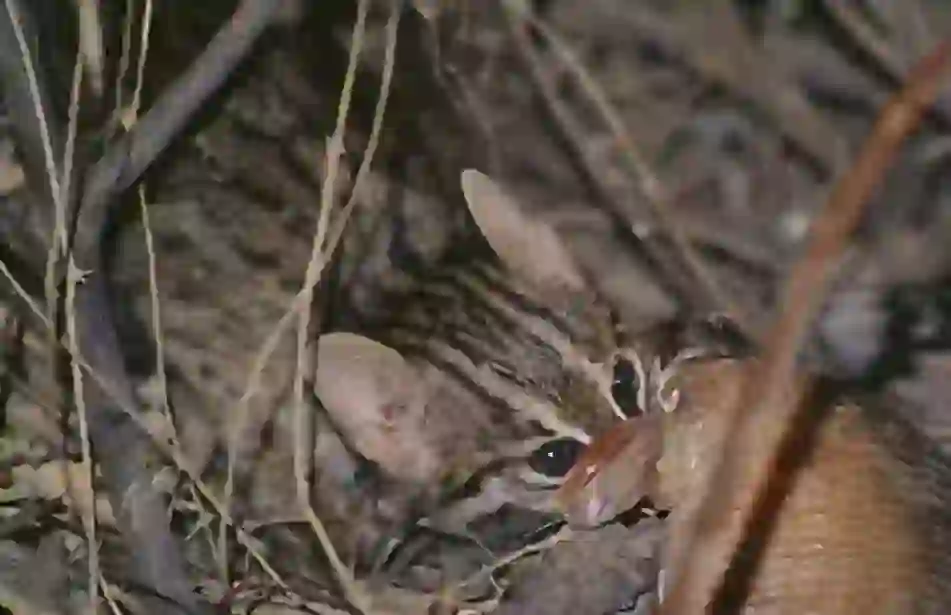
[140,409,176,445]
[5,400,61,444]
[12,461,115,525]
[73,0,104,95]
[0,161,24,193]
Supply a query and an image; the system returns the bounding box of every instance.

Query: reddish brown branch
[658,39,951,615]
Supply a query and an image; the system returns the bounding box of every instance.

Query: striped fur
[314,171,660,531]
[376,258,625,440]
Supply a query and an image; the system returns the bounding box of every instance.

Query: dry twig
[501,5,732,324]
[516,5,756,336]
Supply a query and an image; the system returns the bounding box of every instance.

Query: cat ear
[314,332,440,483]
[461,169,586,293]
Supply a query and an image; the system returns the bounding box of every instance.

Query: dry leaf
[10,461,115,525]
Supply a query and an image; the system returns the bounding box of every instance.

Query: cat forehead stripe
[384,328,594,442]
[422,261,585,343]
[384,257,620,416]
[468,261,581,337]
[450,270,625,419]
[403,285,584,385]
[419,337,592,443]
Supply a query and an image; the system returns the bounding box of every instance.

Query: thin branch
[72,0,287,263]
[69,1,286,610]
[824,0,951,126]
[0,0,63,228]
[500,7,704,318]
[113,0,136,124]
[292,0,371,595]
[608,2,847,176]
[73,0,104,96]
[61,32,102,614]
[517,6,755,337]
[0,2,291,614]
[0,0,69,318]
[66,261,101,613]
[292,0,396,609]
[0,250,290,598]
[658,39,951,615]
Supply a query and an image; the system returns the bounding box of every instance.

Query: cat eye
[527,437,587,478]
[611,357,642,417]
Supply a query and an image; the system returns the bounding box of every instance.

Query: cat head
[313,170,658,529]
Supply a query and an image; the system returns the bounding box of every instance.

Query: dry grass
[1,2,951,615]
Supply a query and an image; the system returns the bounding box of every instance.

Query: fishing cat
[312,169,729,541]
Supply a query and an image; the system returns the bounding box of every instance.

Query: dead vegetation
[1,1,951,614]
